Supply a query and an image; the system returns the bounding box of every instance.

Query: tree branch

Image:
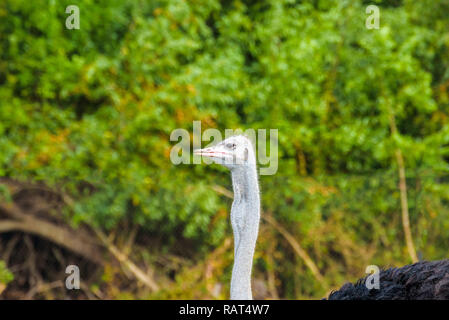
[93,229,159,292]
[388,109,418,263]
[0,203,104,264]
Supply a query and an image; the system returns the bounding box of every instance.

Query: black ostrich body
[327,260,449,300]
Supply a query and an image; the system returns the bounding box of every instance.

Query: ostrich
[194,135,449,300]
[194,135,259,299]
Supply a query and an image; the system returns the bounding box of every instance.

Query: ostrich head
[194,134,260,300]
[193,135,255,170]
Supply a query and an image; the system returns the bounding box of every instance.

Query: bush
[1,0,448,298]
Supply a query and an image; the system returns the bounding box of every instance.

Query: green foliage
[1,0,449,298]
[0,261,13,285]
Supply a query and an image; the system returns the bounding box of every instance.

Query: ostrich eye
[226,143,236,150]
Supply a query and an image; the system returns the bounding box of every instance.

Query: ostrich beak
[193,147,218,158]
[193,147,232,159]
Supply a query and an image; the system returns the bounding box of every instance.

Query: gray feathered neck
[229,153,260,300]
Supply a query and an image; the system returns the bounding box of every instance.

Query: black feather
[326,260,449,300]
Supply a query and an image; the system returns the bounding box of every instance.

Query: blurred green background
[0,0,448,299]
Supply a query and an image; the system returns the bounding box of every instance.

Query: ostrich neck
[229,163,260,300]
